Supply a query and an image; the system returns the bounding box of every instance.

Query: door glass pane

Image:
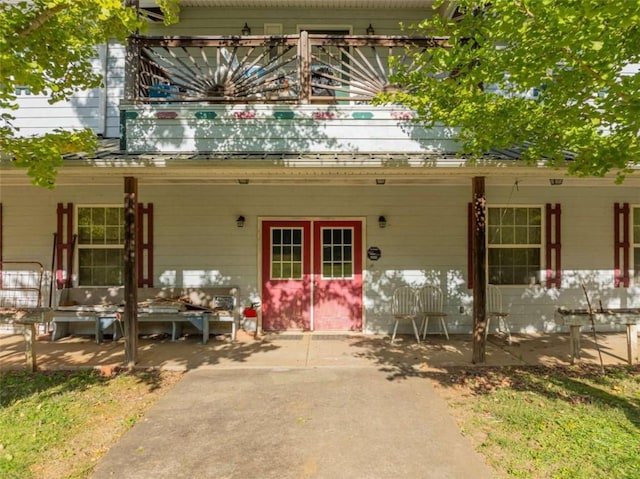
[321,227,354,279]
[271,227,304,279]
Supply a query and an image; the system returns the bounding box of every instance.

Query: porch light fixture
[236,215,246,228]
[549,178,563,186]
[241,22,251,35]
[366,23,375,35]
[378,215,387,228]
[375,179,386,185]
[238,179,249,184]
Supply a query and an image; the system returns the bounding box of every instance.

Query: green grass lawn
[438,365,640,479]
[0,369,181,479]
[1,365,638,478]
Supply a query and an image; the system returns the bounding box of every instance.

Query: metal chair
[486,284,511,343]
[417,285,449,340]
[391,286,421,343]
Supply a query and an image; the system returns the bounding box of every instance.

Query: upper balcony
[120,32,457,155]
[125,32,444,105]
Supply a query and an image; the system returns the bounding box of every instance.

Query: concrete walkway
[91,367,495,479]
[1,331,636,478]
[0,330,635,372]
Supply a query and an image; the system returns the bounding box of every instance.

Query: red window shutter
[614,203,630,288]
[56,203,74,289]
[467,202,473,289]
[0,203,3,265]
[545,203,561,289]
[137,203,154,288]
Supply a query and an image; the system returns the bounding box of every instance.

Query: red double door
[261,220,363,331]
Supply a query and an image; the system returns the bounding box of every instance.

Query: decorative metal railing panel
[129,33,445,105]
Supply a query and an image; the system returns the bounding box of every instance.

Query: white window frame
[76,204,125,287]
[487,205,545,286]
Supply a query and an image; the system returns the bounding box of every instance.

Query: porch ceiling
[140,0,439,8]
[3,140,638,187]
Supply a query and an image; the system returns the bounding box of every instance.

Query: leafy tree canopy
[384,0,640,181]
[0,0,179,188]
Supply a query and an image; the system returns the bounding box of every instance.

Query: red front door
[261,220,362,331]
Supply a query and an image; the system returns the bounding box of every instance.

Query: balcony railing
[125,32,446,105]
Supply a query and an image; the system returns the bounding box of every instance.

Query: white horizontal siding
[149,6,434,36]
[5,43,125,139]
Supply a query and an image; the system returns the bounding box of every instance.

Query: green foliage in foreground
[453,366,640,478]
[0,0,179,188]
[0,369,169,478]
[384,0,640,181]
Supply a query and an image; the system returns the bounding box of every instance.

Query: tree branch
[17,4,67,38]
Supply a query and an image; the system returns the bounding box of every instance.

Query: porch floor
[0,330,635,372]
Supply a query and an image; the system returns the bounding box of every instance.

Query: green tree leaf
[0,0,180,188]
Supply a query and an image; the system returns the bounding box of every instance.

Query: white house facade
[1,0,639,339]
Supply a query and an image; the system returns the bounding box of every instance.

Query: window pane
[488,225,501,244]
[92,208,105,226]
[105,226,121,245]
[488,208,501,225]
[501,208,514,224]
[529,226,541,244]
[292,263,302,278]
[515,208,528,225]
[323,263,332,277]
[78,226,91,244]
[529,208,542,226]
[272,264,282,278]
[343,262,353,277]
[488,207,542,285]
[514,226,528,244]
[282,263,291,278]
[501,227,514,244]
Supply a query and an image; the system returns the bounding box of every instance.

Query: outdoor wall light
[238,179,249,184]
[237,215,246,228]
[378,215,387,228]
[375,179,386,185]
[549,178,563,186]
[241,22,251,35]
[366,23,375,35]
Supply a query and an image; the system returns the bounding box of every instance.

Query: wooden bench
[52,286,239,344]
